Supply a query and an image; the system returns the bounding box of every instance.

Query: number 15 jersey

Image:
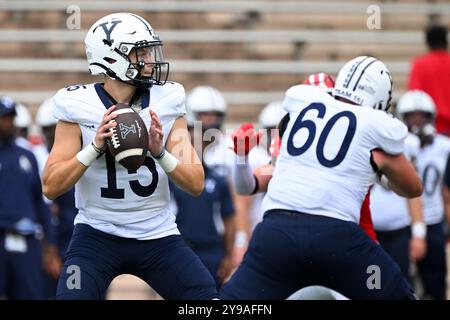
[261,85,408,224]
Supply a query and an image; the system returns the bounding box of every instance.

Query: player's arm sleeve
[51,89,75,123]
[231,156,258,195]
[367,115,408,155]
[220,178,235,219]
[31,155,56,245]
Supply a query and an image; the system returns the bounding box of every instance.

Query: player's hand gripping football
[94,105,117,151]
[149,110,164,156]
[231,123,263,156]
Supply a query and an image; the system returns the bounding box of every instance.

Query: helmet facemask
[121,42,169,89]
[403,111,435,140]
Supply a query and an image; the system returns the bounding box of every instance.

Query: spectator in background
[170,113,236,289]
[186,86,269,267]
[14,103,48,177]
[398,90,450,299]
[371,99,427,283]
[0,96,58,299]
[408,24,450,136]
[232,101,284,266]
[13,103,32,140]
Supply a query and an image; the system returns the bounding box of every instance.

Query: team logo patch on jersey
[19,156,32,173]
[205,178,216,193]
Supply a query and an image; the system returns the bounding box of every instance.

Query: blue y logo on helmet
[98,20,122,44]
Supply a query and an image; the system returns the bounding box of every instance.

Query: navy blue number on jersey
[422,164,441,196]
[66,85,87,91]
[287,102,357,168]
[101,152,159,198]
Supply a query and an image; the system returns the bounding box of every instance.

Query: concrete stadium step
[0,29,434,44]
[1,1,450,30]
[1,11,448,31]
[0,41,427,62]
[0,58,411,74]
[0,29,437,61]
[0,70,410,104]
[0,71,409,93]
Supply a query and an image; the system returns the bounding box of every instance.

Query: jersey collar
[94,83,150,110]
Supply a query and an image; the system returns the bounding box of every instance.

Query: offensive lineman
[221,56,423,299]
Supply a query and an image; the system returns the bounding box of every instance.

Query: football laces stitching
[109,125,121,149]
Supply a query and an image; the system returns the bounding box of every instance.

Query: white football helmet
[36,98,57,127]
[333,56,393,111]
[259,101,286,128]
[396,90,436,116]
[185,108,195,128]
[14,103,32,128]
[187,86,227,114]
[85,13,168,89]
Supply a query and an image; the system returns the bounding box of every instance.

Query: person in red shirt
[408,24,450,136]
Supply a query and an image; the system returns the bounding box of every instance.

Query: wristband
[91,140,105,154]
[232,155,256,195]
[76,143,101,167]
[411,222,427,239]
[154,149,179,173]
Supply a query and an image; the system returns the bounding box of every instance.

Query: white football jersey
[416,134,450,225]
[52,82,186,239]
[261,85,408,223]
[371,133,421,231]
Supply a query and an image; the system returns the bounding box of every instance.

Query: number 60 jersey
[261,85,408,224]
[51,82,186,239]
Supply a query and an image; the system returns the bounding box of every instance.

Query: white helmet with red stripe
[302,73,336,94]
[333,56,393,111]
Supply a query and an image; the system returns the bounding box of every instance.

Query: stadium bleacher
[1,1,450,122]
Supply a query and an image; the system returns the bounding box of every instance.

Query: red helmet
[302,73,336,93]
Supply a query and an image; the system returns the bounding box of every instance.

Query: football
[107,103,149,171]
